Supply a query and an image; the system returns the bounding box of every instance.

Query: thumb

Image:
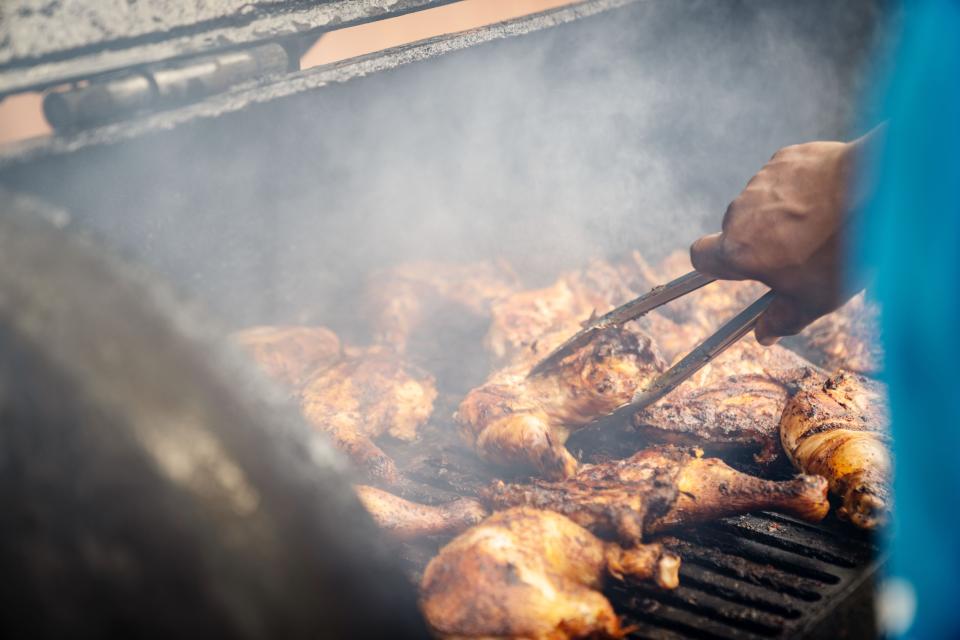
[754,295,819,346]
[690,233,744,280]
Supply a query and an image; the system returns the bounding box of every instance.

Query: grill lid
[0,0,460,96]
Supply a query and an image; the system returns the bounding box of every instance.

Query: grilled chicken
[480,251,816,461]
[365,260,519,352]
[784,292,883,376]
[457,325,666,480]
[232,325,342,391]
[485,447,829,545]
[420,507,680,640]
[486,258,643,365]
[780,371,891,529]
[354,485,487,540]
[301,346,437,483]
[632,335,814,463]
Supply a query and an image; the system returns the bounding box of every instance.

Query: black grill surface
[614,512,879,639]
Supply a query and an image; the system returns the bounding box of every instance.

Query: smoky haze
[268,0,886,308]
[5,0,889,328]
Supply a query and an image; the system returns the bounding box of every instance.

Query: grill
[618,515,879,639]
[0,1,887,637]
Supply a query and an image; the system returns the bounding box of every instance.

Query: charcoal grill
[0,1,888,638]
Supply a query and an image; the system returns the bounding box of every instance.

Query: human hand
[690,138,868,344]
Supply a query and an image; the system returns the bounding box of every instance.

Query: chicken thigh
[301,346,437,483]
[420,507,679,640]
[457,325,666,480]
[780,370,891,529]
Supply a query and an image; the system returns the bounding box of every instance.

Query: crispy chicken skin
[354,485,487,541]
[780,371,891,529]
[300,346,437,483]
[420,508,680,640]
[632,336,814,463]
[365,260,519,352]
[457,326,666,480]
[232,325,342,391]
[485,447,829,545]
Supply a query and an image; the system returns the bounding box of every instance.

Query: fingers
[754,295,820,346]
[689,233,747,280]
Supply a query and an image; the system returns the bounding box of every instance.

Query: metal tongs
[528,270,775,420]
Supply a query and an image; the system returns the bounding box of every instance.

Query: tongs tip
[527,270,716,379]
[526,327,599,378]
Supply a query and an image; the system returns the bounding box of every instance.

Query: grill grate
[612,512,879,639]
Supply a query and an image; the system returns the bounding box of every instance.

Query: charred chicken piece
[486,258,642,365]
[784,292,883,376]
[300,346,437,483]
[458,325,666,480]
[420,507,680,640]
[780,370,891,529]
[232,325,342,391]
[354,485,487,541]
[365,260,519,352]
[632,335,815,463]
[485,447,829,545]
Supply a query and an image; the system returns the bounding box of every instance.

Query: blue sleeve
[856,1,960,637]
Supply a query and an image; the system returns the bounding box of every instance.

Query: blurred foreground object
[0,194,426,639]
[857,0,960,636]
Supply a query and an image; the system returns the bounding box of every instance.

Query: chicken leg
[420,507,679,640]
[780,370,891,529]
[300,346,437,483]
[484,447,829,545]
[355,485,488,540]
[457,325,666,480]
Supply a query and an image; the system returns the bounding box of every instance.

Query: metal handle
[606,290,775,420]
[528,269,716,378]
[602,270,716,327]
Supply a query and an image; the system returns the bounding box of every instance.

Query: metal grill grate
[611,512,879,639]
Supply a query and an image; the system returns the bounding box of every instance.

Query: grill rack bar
[613,512,881,639]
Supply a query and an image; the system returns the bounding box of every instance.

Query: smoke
[4,0,888,328]
[265,0,886,304]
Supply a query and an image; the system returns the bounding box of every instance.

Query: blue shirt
[857,1,960,636]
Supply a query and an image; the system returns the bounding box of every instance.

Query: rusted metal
[0,0,463,94]
[0,0,641,167]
